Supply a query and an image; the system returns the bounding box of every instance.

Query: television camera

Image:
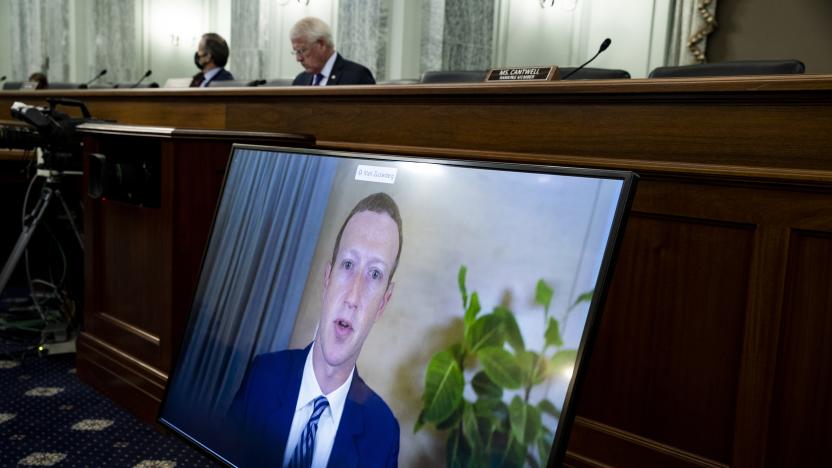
[0,99,97,352]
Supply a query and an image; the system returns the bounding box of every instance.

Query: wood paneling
[6,76,828,466]
[567,417,727,468]
[578,212,753,463]
[77,127,311,426]
[765,231,832,467]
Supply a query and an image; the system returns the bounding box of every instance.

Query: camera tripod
[0,172,83,326]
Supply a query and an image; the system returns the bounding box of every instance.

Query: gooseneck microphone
[561,38,612,80]
[131,70,152,88]
[84,69,108,86]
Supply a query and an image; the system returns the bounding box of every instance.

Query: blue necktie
[288,396,329,468]
[312,73,324,85]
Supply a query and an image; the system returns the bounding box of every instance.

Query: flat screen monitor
[159,145,637,467]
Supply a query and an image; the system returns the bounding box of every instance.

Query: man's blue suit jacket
[292,54,375,86]
[225,344,399,467]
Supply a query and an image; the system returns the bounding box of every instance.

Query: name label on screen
[485,66,560,82]
[355,165,397,184]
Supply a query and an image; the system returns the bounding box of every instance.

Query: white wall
[266,1,339,80]
[1,0,672,86]
[143,0,211,84]
[495,0,670,78]
[0,1,12,83]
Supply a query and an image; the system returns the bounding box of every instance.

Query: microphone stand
[84,70,108,87]
[131,70,153,88]
[561,39,612,80]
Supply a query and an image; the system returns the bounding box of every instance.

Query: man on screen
[228,192,402,468]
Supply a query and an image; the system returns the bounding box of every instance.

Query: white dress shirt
[316,52,338,86]
[200,67,222,87]
[282,342,354,468]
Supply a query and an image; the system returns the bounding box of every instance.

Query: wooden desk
[3,77,830,466]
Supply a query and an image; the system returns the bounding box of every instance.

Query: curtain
[89,0,141,84]
[161,149,337,444]
[10,0,70,82]
[337,0,389,81]
[666,0,718,66]
[230,0,271,80]
[420,0,495,73]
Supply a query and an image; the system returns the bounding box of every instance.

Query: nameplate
[485,66,560,82]
[355,164,397,184]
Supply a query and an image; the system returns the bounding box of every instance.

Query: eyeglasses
[291,47,311,57]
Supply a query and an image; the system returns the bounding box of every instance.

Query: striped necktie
[288,396,329,468]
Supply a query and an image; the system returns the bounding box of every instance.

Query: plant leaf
[413,409,426,433]
[422,350,465,424]
[501,418,530,467]
[447,343,464,366]
[517,350,547,387]
[538,435,552,466]
[508,395,542,445]
[446,428,464,468]
[568,289,594,311]
[464,292,481,330]
[549,349,578,381]
[472,371,502,399]
[462,403,480,454]
[537,399,561,419]
[458,265,468,310]
[535,279,554,313]
[545,317,564,348]
[436,403,463,430]
[493,306,524,352]
[465,314,503,354]
[473,398,508,429]
[477,347,524,390]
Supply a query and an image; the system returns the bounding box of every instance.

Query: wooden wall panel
[765,231,832,467]
[576,212,754,463]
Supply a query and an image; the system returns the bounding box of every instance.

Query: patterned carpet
[0,340,221,467]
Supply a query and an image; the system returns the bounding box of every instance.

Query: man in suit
[227,192,401,468]
[190,33,235,87]
[289,17,375,86]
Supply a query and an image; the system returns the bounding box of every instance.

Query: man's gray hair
[290,17,334,48]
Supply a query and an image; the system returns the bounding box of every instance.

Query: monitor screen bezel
[157,143,638,467]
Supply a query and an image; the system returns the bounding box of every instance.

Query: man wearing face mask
[190,33,234,87]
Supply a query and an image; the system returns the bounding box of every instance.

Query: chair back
[649,59,806,78]
[207,79,262,87]
[420,70,486,84]
[560,67,631,80]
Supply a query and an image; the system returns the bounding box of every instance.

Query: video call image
[159,146,632,467]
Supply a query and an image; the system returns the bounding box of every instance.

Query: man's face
[291,37,329,75]
[318,210,399,370]
[196,38,211,68]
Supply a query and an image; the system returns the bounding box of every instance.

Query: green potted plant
[414,266,591,467]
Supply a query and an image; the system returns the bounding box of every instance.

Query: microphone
[561,38,612,80]
[0,76,6,82]
[84,69,107,86]
[131,70,152,88]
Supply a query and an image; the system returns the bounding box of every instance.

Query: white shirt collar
[317,52,338,86]
[295,341,354,425]
[201,67,222,87]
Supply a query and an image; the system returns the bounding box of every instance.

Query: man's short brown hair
[330,192,403,283]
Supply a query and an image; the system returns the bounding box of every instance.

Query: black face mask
[194,52,204,70]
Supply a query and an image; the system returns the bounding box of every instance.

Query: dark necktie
[312,73,324,86]
[190,73,204,87]
[288,396,329,468]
